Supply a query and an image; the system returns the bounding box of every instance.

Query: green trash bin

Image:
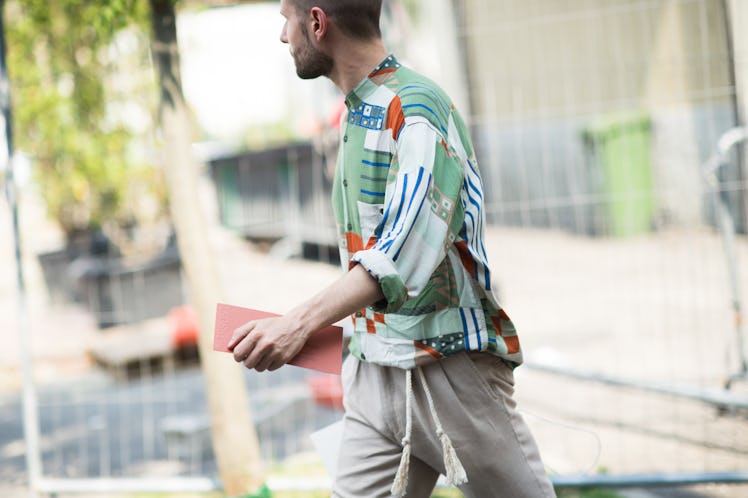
[211,156,244,230]
[583,112,654,237]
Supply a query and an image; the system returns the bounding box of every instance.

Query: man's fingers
[253,353,274,372]
[228,321,255,350]
[232,342,253,363]
[244,345,272,371]
[231,316,301,372]
[231,324,259,362]
[267,360,285,371]
[243,338,286,371]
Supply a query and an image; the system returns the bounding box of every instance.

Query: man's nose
[280,24,288,44]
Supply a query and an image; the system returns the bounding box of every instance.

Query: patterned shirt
[333,54,522,369]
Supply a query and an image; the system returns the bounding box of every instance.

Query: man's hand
[227,315,312,372]
[227,264,383,372]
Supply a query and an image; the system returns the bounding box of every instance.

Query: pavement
[2,177,748,497]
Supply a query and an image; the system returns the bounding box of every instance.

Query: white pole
[424,0,473,119]
[1,1,42,494]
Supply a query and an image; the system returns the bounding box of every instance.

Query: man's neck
[328,39,389,95]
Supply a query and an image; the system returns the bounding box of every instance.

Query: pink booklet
[213,303,343,375]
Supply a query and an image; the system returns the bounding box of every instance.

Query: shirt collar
[345,54,401,110]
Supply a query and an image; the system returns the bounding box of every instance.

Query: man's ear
[309,6,328,41]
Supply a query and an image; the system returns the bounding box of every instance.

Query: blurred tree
[6,0,266,494]
[148,1,265,494]
[5,0,168,253]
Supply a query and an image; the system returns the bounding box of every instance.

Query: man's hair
[291,0,383,41]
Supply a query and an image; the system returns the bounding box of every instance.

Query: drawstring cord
[391,367,468,497]
[417,367,468,487]
[391,369,413,496]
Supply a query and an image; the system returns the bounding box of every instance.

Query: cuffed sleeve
[351,249,407,313]
[352,121,464,313]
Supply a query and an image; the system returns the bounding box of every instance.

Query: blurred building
[177,0,747,238]
[451,0,747,234]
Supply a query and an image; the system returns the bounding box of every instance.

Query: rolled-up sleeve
[352,121,464,313]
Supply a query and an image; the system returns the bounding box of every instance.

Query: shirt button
[347,223,352,230]
[343,135,348,142]
[355,311,363,317]
[343,179,348,187]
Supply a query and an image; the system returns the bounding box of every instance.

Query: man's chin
[296,70,321,80]
[295,67,330,80]
[292,54,333,80]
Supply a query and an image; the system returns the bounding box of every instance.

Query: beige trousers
[332,352,556,498]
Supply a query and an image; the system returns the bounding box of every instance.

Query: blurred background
[1,0,747,497]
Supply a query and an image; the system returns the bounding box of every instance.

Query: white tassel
[390,437,411,497]
[391,368,414,497]
[437,428,468,485]
[416,367,469,487]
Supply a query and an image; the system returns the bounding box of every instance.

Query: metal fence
[3,319,344,495]
[208,140,339,260]
[451,0,748,490]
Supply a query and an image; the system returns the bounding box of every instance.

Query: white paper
[310,419,344,480]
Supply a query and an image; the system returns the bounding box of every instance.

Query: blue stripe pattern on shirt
[392,175,429,261]
[466,176,482,200]
[388,168,428,261]
[378,174,408,253]
[470,308,482,349]
[466,159,481,179]
[459,308,470,350]
[401,103,448,134]
[362,159,390,168]
[399,84,451,120]
[463,211,478,279]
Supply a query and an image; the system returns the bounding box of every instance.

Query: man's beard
[293,24,334,79]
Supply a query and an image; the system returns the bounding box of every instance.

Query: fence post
[1,1,42,494]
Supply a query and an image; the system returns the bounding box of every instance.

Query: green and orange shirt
[333,55,522,369]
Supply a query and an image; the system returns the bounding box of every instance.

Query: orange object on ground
[169,306,199,348]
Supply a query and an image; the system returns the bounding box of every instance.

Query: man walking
[229,1,556,496]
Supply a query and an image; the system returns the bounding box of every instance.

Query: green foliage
[428,490,463,498]
[556,488,624,498]
[6,0,165,242]
[232,483,272,498]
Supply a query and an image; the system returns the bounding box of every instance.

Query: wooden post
[147,0,264,494]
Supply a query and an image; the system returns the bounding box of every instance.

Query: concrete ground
[2,178,748,497]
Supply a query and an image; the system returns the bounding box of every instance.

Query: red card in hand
[213,303,343,375]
